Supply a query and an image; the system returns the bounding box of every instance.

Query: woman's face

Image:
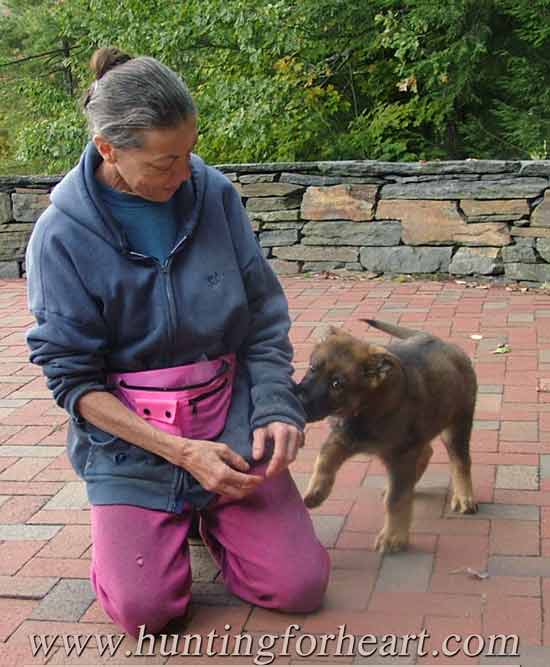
[95,116,198,202]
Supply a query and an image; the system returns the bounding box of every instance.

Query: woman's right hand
[170,437,264,500]
[75,391,263,500]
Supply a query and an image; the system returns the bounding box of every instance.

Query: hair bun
[90,47,133,80]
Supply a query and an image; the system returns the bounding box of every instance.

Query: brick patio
[0,274,549,665]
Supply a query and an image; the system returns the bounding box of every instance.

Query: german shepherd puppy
[296,319,478,553]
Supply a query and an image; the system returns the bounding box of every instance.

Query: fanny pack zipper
[118,360,229,392]
[189,379,228,415]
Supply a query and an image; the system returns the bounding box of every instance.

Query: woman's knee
[94,577,191,637]
[231,552,330,613]
[116,591,189,636]
[274,563,330,613]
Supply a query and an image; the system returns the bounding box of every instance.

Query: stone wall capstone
[4,160,550,282]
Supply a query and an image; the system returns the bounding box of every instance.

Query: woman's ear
[93,135,117,164]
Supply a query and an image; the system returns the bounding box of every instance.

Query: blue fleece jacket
[25,143,305,511]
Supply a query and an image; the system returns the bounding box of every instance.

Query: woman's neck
[96,161,135,195]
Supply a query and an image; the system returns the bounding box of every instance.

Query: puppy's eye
[331,378,343,391]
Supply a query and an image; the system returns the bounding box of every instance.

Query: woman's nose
[166,165,190,190]
[179,159,192,183]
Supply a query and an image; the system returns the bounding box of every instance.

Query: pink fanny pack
[109,353,236,441]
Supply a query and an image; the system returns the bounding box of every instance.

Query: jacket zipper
[189,378,228,415]
[126,233,189,357]
[161,257,177,351]
[118,360,229,392]
[160,232,191,352]
[125,250,172,355]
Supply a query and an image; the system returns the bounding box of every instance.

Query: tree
[0,0,88,173]
[1,0,549,174]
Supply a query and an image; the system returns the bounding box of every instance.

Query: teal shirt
[96,180,194,263]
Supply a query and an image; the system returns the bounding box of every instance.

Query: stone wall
[0,176,59,268]
[3,160,550,282]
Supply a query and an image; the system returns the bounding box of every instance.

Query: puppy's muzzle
[295,377,330,423]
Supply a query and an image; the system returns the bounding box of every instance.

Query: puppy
[296,319,478,553]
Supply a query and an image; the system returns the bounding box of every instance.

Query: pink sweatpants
[90,466,330,637]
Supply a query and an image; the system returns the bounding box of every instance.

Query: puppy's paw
[375,529,409,554]
[304,476,333,508]
[304,492,322,508]
[303,487,327,508]
[451,493,478,514]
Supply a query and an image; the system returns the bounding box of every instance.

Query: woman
[26,47,329,637]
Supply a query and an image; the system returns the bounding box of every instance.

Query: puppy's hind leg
[304,432,354,508]
[442,413,478,514]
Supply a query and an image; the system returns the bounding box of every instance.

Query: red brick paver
[2,275,550,665]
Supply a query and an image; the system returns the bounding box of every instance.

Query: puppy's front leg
[376,459,417,553]
[304,431,354,508]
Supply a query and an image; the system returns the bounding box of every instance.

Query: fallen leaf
[450,567,490,580]
[467,567,490,580]
[317,271,338,280]
[538,379,550,393]
[491,343,511,355]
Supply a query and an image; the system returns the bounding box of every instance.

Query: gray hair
[84,54,197,149]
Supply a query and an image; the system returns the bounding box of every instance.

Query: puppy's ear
[316,324,342,342]
[326,325,341,337]
[363,352,397,383]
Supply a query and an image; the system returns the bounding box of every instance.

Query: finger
[285,427,302,465]
[223,466,263,487]
[286,439,298,465]
[221,469,263,497]
[224,479,262,499]
[297,430,305,448]
[265,429,290,478]
[219,446,250,473]
[252,428,266,461]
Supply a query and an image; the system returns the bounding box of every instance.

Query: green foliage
[1,0,550,174]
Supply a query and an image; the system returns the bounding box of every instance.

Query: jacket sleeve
[25,213,110,421]
[223,184,306,431]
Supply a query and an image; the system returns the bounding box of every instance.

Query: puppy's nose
[293,382,306,402]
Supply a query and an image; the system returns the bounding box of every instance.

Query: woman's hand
[252,422,305,478]
[173,438,264,500]
[75,391,263,500]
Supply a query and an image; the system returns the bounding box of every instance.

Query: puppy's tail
[361,318,423,340]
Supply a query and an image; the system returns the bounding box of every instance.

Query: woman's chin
[138,189,176,203]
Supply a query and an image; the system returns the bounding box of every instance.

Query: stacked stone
[218,160,550,282]
[0,177,58,266]
[3,161,550,282]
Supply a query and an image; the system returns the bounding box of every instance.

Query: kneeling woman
[26,47,329,636]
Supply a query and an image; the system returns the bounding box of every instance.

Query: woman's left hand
[252,422,305,477]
